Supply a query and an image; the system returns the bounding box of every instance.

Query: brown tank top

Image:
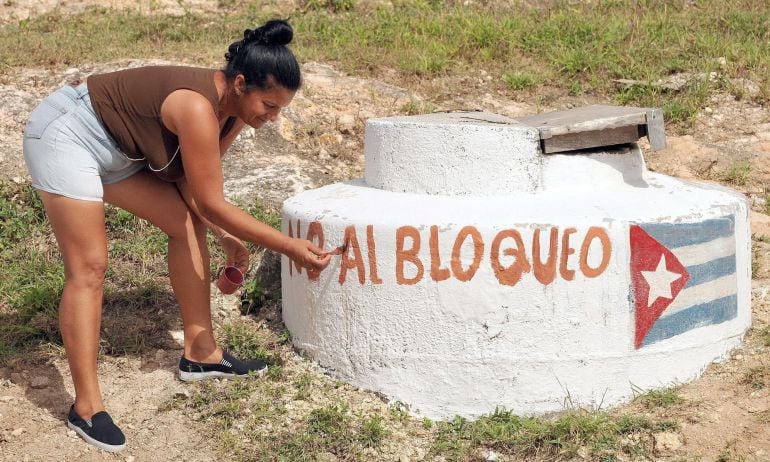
[88,66,236,182]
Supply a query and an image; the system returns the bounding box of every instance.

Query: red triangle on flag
[630,225,690,348]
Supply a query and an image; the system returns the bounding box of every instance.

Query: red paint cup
[216,266,244,294]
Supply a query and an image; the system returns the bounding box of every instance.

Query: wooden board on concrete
[516,105,666,153]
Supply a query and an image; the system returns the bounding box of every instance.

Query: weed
[752,242,761,279]
[358,414,388,447]
[428,406,677,460]
[278,330,292,345]
[632,385,684,409]
[295,371,313,400]
[389,401,410,425]
[267,364,283,380]
[741,366,769,390]
[758,326,770,347]
[503,71,539,91]
[722,162,752,186]
[303,0,356,13]
[220,321,274,365]
[399,99,435,116]
[239,277,266,316]
[246,198,281,230]
[422,417,433,429]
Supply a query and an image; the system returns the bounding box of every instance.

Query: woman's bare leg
[103,170,220,363]
[38,191,108,419]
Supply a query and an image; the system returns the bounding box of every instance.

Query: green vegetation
[0,181,174,360]
[721,162,752,186]
[741,366,770,390]
[428,407,677,461]
[1,1,768,127]
[220,320,279,366]
[4,1,768,458]
[758,325,770,347]
[503,71,541,91]
[633,386,684,409]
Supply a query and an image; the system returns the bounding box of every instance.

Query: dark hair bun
[245,19,293,47]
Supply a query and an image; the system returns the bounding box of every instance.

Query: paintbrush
[320,243,347,257]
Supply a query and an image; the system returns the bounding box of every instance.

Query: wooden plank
[515,104,667,152]
[542,125,641,154]
[645,108,666,151]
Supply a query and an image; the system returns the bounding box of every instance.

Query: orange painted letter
[367,225,382,284]
[339,225,366,284]
[579,227,611,278]
[306,221,324,281]
[490,229,531,286]
[559,227,577,281]
[451,226,484,282]
[429,226,451,282]
[396,226,424,285]
[533,227,558,285]
[288,219,302,275]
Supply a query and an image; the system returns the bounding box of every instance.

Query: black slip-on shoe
[67,405,126,453]
[178,350,268,382]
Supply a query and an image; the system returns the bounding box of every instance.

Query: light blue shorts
[22,84,145,202]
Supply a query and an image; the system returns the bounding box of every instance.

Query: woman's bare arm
[160,89,330,270]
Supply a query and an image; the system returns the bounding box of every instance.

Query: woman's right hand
[284,237,332,273]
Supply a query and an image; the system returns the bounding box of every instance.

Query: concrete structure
[281,110,751,419]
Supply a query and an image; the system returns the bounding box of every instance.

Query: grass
[220,320,280,367]
[741,366,770,390]
[721,162,752,186]
[757,326,770,347]
[0,181,176,360]
[4,1,769,458]
[427,407,678,461]
[632,386,684,409]
[1,1,769,127]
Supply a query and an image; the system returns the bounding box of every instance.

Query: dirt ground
[1,2,770,461]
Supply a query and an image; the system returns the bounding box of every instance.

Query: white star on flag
[641,254,683,308]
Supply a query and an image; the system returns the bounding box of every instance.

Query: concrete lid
[368,111,522,126]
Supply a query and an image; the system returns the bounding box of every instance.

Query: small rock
[319,132,342,146]
[126,456,135,462]
[336,114,356,134]
[704,107,713,114]
[653,431,682,452]
[734,354,744,360]
[30,376,50,389]
[11,427,25,437]
[173,389,191,399]
[0,396,13,403]
[485,449,499,461]
[68,430,78,438]
[399,456,411,462]
[717,56,727,68]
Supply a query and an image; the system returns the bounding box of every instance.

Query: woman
[22,19,331,452]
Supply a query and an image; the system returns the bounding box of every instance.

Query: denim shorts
[22,84,145,202]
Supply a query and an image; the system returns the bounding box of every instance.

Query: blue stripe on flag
[642,294,738,346]
[641,216,734,249]
[684,255,737,288]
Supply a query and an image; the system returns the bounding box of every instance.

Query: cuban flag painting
[630,215,737,349]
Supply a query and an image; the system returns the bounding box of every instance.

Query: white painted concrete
[281,113,751,419]
[364,112,542,195]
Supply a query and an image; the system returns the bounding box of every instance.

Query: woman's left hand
[219,233,250,274]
